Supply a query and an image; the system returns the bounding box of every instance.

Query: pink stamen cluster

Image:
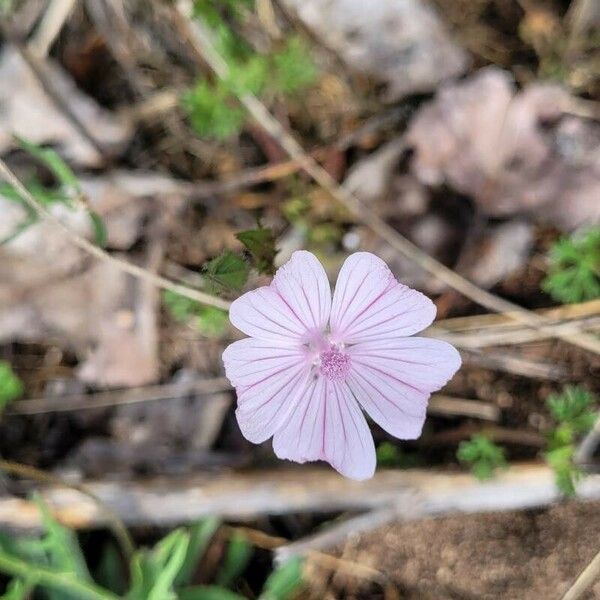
[319,344,351,380]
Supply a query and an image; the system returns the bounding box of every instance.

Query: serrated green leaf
[272,37,317,94]
[236,227,277,275]
[226,55,269,96]
[544,386,597,497]
[457,434,507,481]
[259,557,303,600]
[183,81,246,139]
[543,228,600,304]
[204,251,249,294]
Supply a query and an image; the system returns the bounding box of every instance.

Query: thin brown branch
[0,158,231,311]
[174,3,600,356]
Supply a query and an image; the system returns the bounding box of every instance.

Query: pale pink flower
[223,251,461,480]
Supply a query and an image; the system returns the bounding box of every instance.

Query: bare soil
[333,501,600,599]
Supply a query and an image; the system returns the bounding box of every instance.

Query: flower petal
[347,337,461,439]
[235,360,312,444]
[229,251,331,343]
[330,252,436,344]
[222,338,308,388]
[273,377,376,480]
[272,250,332,335]
[229,286,308,344]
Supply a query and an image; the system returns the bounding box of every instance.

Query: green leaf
[126,530,190,600]
[546,386,596,432]
[376,442,402,467]
[89,212,108,248]
[236,227,277,275]
[457,434,507,481]
[95,542,126,596]
[0,361,23,412]
[36,497,91,580]
[183,80,246,139]
[179,585,245,600]
[272,37,317,94]
[542,228,600,304]
[543,386,597,497]
[259,557,304,600]
[0,578,34,600]
[226,55,269,96]
[175,518,221,587]
[15,136,80,192]
[203,251,249,294]
[215,533,252,588]
[163,290,200,323]
[196,307,229,338]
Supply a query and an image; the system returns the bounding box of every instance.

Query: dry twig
[2,463,599,530]
[28,0,78,58]
[561,547,600,600]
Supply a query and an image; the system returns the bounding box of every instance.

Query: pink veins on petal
[222,251,461,481]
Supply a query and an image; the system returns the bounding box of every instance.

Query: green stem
[0,552,118,600]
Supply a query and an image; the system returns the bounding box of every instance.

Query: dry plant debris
[407,67,600,231]
[0,45,131,167]
[279,0,469,100]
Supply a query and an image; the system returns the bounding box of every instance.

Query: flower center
[319,345,351,381]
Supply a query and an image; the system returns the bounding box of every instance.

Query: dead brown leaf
[0,170,187,387]
[0,45,131,167]
[407,67,600,230]
[279,0,469,100]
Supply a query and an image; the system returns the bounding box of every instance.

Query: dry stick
[436,300,600,333]
[3,463,600,529]
[28,0,79,57]
[461,350,565,381]
[7,378,232,415]
[223,524,389,586]
[435,316,600,349]
[175,6,600,356]
[0,459,134,561]
[7,379,494,421]
[561,548,600,600]
[0,158,231,311]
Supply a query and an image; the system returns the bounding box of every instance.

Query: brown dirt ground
[331,501,600,599]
